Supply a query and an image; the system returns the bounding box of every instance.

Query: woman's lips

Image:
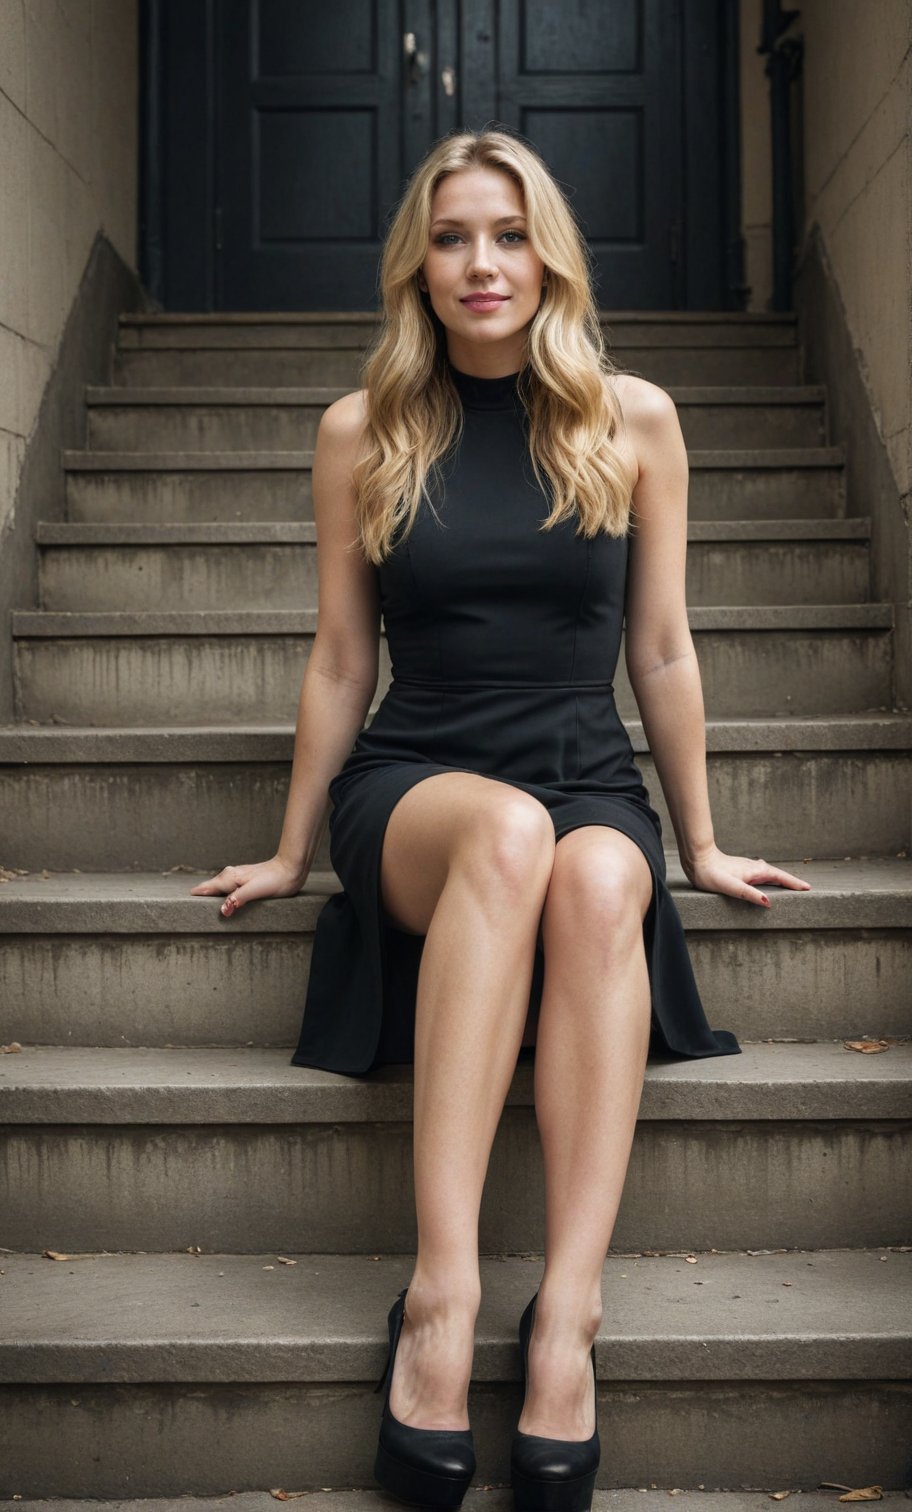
[460,295,509,310]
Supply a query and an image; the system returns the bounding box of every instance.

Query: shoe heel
[373,1286,476,1511]
[510,1291,600,1512]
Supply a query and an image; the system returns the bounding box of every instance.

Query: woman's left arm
[619,377,811,908]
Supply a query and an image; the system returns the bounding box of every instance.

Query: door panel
[496,0,682,306]
[217,0,404,307]
[145,0,736,311]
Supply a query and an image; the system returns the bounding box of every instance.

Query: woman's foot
[517,1288,601,1441]
[389,1279,481,1431]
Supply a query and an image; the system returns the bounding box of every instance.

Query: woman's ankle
[533,1279,603,1344]
[406,1268,482,1321]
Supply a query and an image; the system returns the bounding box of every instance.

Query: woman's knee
[543,828,653,941]
[454,786,555,902]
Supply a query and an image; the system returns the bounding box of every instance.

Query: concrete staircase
[0,312,910,1501]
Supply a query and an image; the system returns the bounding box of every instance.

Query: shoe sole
[374,1441,474,1510]
[511,1464,598,1512]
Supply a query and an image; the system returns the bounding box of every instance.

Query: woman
[190,128,810,1512]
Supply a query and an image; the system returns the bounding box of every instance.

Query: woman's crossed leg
[378,771,653,1440]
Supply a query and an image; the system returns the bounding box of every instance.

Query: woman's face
[418,166,546,374]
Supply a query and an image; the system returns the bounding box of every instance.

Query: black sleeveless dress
[290,359,741,1075]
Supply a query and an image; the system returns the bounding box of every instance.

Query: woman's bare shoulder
[319,386,370,451]
[608,371,677,429]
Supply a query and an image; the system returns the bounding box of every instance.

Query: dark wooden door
[143,0,739,311]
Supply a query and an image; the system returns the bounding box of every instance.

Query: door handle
[403,31,429,86]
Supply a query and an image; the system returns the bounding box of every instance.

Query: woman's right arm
[190,389,381,915]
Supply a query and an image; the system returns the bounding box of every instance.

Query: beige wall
[799,0,911,499]
[0,0,138,538]
[740,0,911,500]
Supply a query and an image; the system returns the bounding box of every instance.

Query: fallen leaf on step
[276,1256,297,1265]
[1,1043,22,1053]
[43,1250,119,1261]
[270,1490,311,1500]
[843,1040,891,1053]
[820,1486,883,1501]
[769,1493,792,1500]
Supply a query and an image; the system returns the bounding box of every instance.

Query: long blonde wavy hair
[352,128,633,565]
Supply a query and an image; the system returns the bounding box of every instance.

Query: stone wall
[0,0,139,540]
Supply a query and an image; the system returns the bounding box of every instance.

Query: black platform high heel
[510,1291,600,1512]
[373,1286,476,1510]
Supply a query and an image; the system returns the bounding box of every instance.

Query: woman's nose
[465,240,498,275]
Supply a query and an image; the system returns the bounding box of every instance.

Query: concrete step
[117,308,799,348]
[113,338,801,387]
[10,605,894,724]
[61,447,848,524]
[35,518,873,611]
[1,1248,907,1497]
[1,716,909,868]
[82,385,828,452]
[1,1043,910,1254]
[4,1498,912,1512]
[0,857,908,1045]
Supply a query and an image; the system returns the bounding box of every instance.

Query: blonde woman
[191,128,810,1511]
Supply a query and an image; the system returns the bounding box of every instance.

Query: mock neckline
[447,359,524,411]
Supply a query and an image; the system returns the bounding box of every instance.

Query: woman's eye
[433,231,526,246]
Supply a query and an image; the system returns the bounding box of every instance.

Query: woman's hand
[683,844,812,908]
[189,855,309,917]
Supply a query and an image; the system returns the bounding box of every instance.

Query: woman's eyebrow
[430,215,527,229]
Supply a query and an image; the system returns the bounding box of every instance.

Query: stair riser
[682,467,844,518]
[1,752,907,871]
[1,1379,905,1498]
[12,631,893,724]
[38,541,871,611]
[1,1120,907,1253]
[0,1380,906,1498]
[85,403,826,453]
[118,318,798,349]
[66,470,316,524]
[64,466,847,524]
[2,929,908,1047]
[113,343,802,387]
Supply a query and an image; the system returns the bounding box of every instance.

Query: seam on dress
[568,535,591,683]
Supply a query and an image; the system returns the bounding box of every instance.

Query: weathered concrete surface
[1,1040,909,1125]
[113,333,802,384]
[1,927,908,1047]
[4,1499,912,1512]
[1,1041,909,1252]
[1,726,909,866]
[0,1253,908,1495]
[10,607,896,723]
[35,519,871,611]
[1,1107,909,1253]
[1,1248,908,1382]
[0,1378,907,1498]
[80,384,828,453]
[61,448,848,526]
[0,856,909,929]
